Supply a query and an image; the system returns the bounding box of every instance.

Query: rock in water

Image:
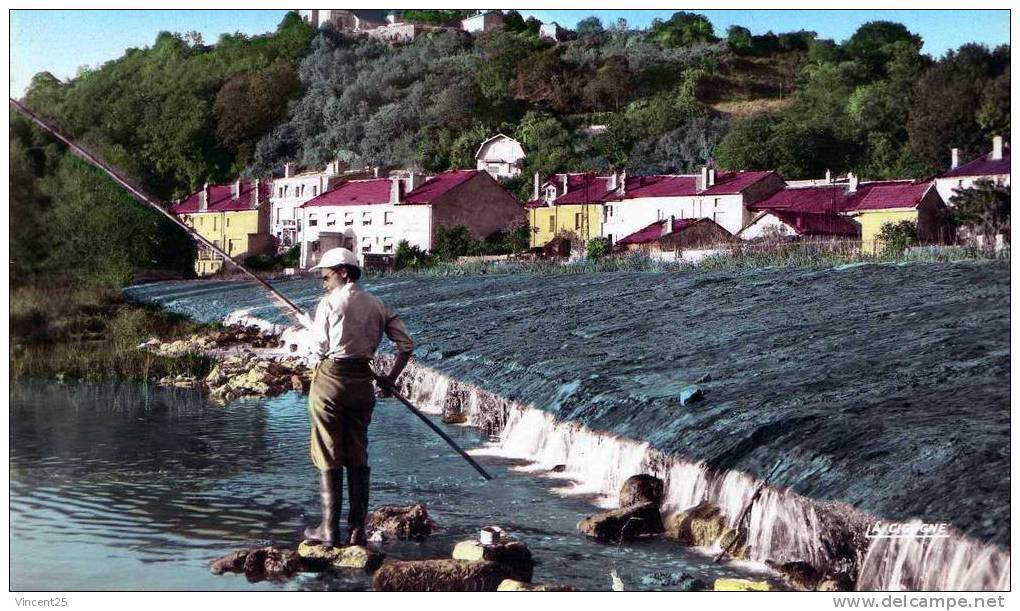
[678,385,704,406]
[816,572,856,592]
[452,540,534,582]
[373,559,516,592]
[209,547,302,583]
[297,542,385,573]
[639,571,707,591]
[497,579,574,592]
[767,560,823,591]
[367,503,436,540]
[665,501,744,555]
[713,578,771,591]
[619,474,665,507]
[577,502,665,542]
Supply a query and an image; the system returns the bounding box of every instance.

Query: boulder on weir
[297,542,385,573]
[619,474,665,507]
[209,546,302,583]
[767,560,823,591]
[497,579,574,592]
[367,503,436,541]
[452,539,534,582]
[372,559,517,592]
[578,501,664,542]
[665,501,745,555]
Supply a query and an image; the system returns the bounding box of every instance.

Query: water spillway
[123,260,1011,590]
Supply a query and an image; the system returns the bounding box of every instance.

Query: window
[344,212,354,226]
[311,241,320,253]
[274,208,279,224]
[607,206,613,217]
[326,213,336,227]
[383,237,394,253]
[309,214,318,227]
[362,212,372,226]
[313,186,318,196]
[575,212,583,229]
[284,185,289,197]
[278,187,284,198]
[212,217,217,231]
[384,211,393,225]
[226,217,230,228]
[713,198,720,208]
[361,237,372,253]
[548,217,555,232]
[657,209,663,220]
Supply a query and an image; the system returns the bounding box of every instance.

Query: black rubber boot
[346,466,370,546]
[303,469,342,547]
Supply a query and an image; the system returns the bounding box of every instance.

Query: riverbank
[10,285,216,382]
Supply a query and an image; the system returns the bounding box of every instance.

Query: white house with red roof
[299,169,524,268]
[600,168,784,242]
[270,160,373,250]
[615,217,733,262]
[935,135,1010,204]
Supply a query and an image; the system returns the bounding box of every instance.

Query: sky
[8,8,1011,98]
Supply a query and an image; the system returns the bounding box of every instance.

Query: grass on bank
[375,242,1009,279]
[10,284,216,383]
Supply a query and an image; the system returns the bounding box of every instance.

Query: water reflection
[10,379,766,591]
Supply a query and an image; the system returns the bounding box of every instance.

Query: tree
[649,12,716,48]
[511,47,588,113]
[583,55,632,111]
[433,225,481,260]
[876,219,918,257]
[949,179,1010,249]
[843,21,922,77]
[576,16,605,38]
[586,237,610,259]
[395,240,433,270]
[215,59,300,169]
[726,26,753,54]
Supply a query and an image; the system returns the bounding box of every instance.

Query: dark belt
[322,357,373,375]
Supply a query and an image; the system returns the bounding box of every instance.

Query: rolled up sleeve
[312,298,331,359]
[384,309,415,354]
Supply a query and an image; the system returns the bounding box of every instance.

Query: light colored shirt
[311,282,415,360]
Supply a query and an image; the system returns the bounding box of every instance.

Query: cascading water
[389,361,1010,591]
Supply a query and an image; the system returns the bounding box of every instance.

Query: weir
[388,358,1010,591]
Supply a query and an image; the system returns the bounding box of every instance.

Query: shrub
[586,237,611,259]
[876,220,918,257]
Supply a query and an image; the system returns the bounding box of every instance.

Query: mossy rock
[714,578,771,591]
[297,542,385,573]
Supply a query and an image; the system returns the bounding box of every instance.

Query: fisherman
[302,247,415,547]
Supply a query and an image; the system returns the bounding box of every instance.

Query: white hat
[310,247,360,270]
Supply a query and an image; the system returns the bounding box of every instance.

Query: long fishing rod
[10,97,493,481]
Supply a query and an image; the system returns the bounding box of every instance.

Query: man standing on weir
[302,247,415,546]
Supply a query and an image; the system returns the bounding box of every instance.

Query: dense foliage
[949,180,1011,248]
[10,11,1011,286]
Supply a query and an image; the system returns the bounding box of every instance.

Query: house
[172,179,273,276]
[300,169,524,269]
[270,160,370,250]
[539,22,568,42]
[526,173,614,249]
[616,217,733,261]
[740,181,863,240]
[844,179,948,253]
[935,135,1010,204]
[461,10,504,34]
[601,168,784,242]
[475,134,526,179]
[300,10,395,31]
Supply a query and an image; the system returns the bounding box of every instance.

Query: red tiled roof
[606,171,776,201]
[523,199,547,209]
[702,171,777,195]
[616,217,701,245]
[172,180,270,214]
[751,185,857,214]
[941,149,1010,178]
[849,182,932,211]
[400,170,479,204]
[759,210,861,237]
[302,179,391,207]
[552,175,613,204]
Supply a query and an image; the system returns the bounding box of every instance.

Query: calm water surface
[10,379,767,591]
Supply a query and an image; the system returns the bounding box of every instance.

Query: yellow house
[172,179,273,276]
[846,181,948,253]
[526,173,613,249]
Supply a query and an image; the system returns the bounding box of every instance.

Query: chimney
[284,162,295,178]
[608,171,618,191]
[662,215,674,237]
[252,179,261,208]
[533,172,541,201]
[991,136,1003,161]
[619,170,626,197]
[373,166,380,179]
[951,148,960,169]
[406,171,426,191]
[390,175,403,203]
[232,178,241,199]
[708,168,716,187]
[199,182,209,212]
[561,174,569,195]
[700,166,709,191]
[847,172,859,193]
[825,169,832,183]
